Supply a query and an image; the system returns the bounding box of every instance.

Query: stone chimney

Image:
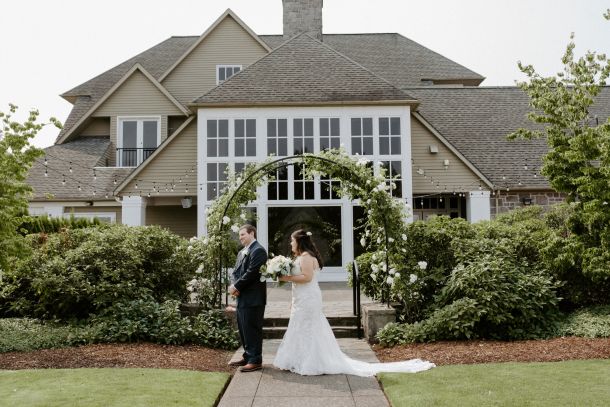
[283,0,323,42]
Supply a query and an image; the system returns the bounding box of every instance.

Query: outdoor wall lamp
[521,197,533,206]
[181,197,192,209]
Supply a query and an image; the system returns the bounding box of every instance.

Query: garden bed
[0,343,234,372]
[374,336,610,365]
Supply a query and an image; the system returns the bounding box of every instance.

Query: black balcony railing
[116,148,157,167]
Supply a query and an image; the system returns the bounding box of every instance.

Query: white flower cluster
[186,277,213,304]
[260,255,298,284]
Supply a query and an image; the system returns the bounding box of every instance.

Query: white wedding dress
[273,258,435,377]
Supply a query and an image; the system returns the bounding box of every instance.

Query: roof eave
[189,99,420,108]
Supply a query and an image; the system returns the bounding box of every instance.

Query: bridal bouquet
[260,255,298,286]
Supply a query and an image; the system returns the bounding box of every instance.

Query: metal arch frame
[215,154,392,310]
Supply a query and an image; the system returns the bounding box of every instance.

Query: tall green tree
[509,10,610,297]
[0,104,60,274]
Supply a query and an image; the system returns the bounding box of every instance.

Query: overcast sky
[1,0,608,148]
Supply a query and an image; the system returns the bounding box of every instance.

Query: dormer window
[217,65,242,84]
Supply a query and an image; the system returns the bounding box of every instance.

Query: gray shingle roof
[28,137,132,200]
[408,86,610,189]
[57,33,483,140]
[260,34,485,88]
[193,34,415,105]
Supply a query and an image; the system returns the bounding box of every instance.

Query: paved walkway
[218,339,390,407]
[219,282,386,406]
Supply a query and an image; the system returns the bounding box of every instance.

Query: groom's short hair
[240,224,257,237]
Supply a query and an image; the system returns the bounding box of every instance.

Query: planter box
[361,303,396,343]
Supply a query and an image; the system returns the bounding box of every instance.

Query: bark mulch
[2,337,609,372]
[0,343,234,372]
[374,337,610,365]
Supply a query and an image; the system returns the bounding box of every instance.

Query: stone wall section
[490,190,566,218]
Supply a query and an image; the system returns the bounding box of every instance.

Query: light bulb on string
[185,184,189,193]
[93,190,96,196]
[77,184,82,192]
[62,175,66,186]
[93,169,97,181]
[69,162,73,173]
[105,193,109,199]
[44,156,48,166]
[113,178,117,185]
[135,183,138,189]
[44,168,48,177]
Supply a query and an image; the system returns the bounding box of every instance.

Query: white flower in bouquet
[418,261,428,270]
[260,255,295,285]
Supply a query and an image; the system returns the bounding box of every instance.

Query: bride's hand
[279,276,289,282]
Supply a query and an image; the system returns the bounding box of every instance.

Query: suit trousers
[236,305,265,365]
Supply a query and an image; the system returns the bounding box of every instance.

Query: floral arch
[198,149,411,308]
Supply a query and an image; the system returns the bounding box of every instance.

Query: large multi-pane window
[320,118,340,151]
[351,118,373,155]
[381,161,402,197]
[207,162,228,200]
[206,120,229,157]
[267,119,288,156]
[293,118,314,154]
[234,119,256,157]
[268,166,289,200]
[294,164,315,200]
[379,117,401,155]
[321,175,341,200]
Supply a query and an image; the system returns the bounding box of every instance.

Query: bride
[273,229,435,377]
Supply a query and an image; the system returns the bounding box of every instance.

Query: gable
[117,118,197,196]
[161,14,269,104]
[411,116,481,193]
[92,70,185,117]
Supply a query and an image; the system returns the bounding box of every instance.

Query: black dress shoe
[228,358,247,367]
[239,363,262,372]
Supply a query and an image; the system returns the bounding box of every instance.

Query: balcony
[116,148,156,167]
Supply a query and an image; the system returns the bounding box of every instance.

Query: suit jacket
[232,240,268,308]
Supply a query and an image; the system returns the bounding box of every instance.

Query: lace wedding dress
[273,258,435,377]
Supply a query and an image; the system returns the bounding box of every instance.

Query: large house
[27,0,610,281]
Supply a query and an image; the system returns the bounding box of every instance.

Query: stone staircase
[263,315,361,339]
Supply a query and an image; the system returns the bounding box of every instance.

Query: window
[293,118,314,154]
[321,175,341,200]
[379,117,401,155]
[234,119,256,157]
[381,161,402,197]
[207,119,229,157]
[268,166,288,200]
[217,65,241,84]
[63,212,116,224]
[351,118,373,155]
[294,164,315,200]
[267,119,288,156]
[320,118,340,151]
[207,162,228,200]
[117,117,160,167]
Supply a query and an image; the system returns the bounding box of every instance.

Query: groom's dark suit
[232,240,268,365]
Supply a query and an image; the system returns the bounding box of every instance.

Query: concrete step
[264,316,358,327]
[263,325,361,339]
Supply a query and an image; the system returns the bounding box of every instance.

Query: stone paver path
[218,339,390,407]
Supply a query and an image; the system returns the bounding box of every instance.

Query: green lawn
[379,359,610,407]
[0,368,230,407]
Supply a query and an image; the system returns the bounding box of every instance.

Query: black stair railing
[352,260,363,339]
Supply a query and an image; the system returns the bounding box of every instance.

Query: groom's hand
[228,285,240,297]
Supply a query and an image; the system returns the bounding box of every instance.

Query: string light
[69,162,73,173]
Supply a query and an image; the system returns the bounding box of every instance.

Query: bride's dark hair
[291,229,324,270]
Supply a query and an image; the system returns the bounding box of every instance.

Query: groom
[228,224,268,372]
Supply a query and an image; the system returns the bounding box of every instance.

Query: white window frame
[116,116,161,167]
[216,65,242,85]
[63,212,117,224]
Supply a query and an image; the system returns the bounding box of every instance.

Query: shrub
[0,318,88,353]
[18,214,103,235]
[89,297,238,349]
[0,225,196,320]
[554,305,610,338]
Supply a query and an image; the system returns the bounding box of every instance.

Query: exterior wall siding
[146,206,197,238]
[122,119,198,196]
[81,117,110,136]
[411,117,481,194]
[490,190,566,218]
[162,15,269,104]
